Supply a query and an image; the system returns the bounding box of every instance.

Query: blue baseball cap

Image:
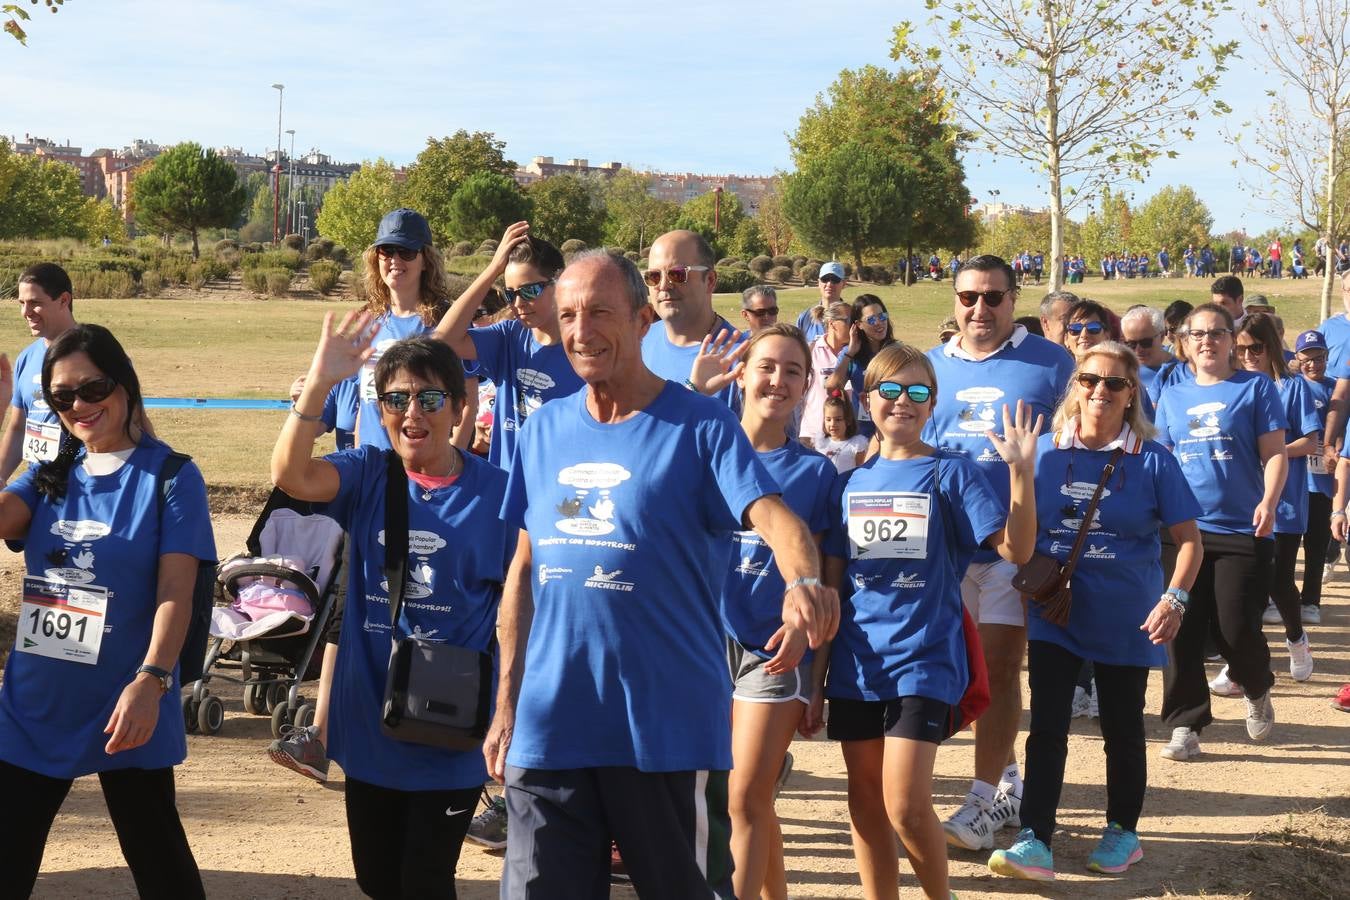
[372,208,433,250]
[819,261,846,281]
[1295,330,1328,353]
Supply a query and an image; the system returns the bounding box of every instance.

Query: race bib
[17,577,107,665]
[22,419,61,464]
[847,491,931,559]
[1310,441,1329,475]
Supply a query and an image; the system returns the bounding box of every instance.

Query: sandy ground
[5,513,1348,900]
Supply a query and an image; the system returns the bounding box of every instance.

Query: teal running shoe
[988,828,1056,882]
[1086,822,1143,874]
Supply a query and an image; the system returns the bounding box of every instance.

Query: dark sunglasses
[375,245,421,262]
[503,280,553,304]
[819,274,842,285]
[1067,321,1105,336]
[1076,372,1132,393]
[47,376,117,412]
[955,289,1009,308]
[377,389,450,414]
[744,306,779,318]
[864,313,889,326]
[1123,337,1155,350]
[874,381,933,403]
[1235,343,1266,357]
[473,307,490,319]
[643,265,709,287]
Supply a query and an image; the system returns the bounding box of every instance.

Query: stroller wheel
[295,703,316,730]
[243,682,268,716]
[198,695,225,736]
[182,694,199,734]
[271,699,292,739]
[265,682,289,714]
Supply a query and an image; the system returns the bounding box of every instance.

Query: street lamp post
[271,83,284,245]
[285,128,296,238]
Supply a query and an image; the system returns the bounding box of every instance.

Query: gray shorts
[726,639,813,704]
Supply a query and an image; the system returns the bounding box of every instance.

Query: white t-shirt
[817,434,869,474]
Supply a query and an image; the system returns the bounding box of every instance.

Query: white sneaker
[1287,634,1314,681]
[943,793,997,850]
[1071,685,1091,718]
[992,784,1021,830]
[1160,726,1201,760]
[1208,666,1244,698]
[1302,605,1322,625]
[1245,691,1275,741]
[1261,601,1283,625]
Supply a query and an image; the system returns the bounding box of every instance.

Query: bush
[265,269,293,298]
[713,266,756,294]
[624,251,639,263]
[749,255,773,276]
[857,265,875,282]
[451,240,475,257]
[771,255,793,269]
[305,238,336,262]
[242,267,269,294]
[604,246,626,257]
[141,270,165,297]
[69,270,136,299]
[186,265,208,290]
[872,268,894,285]
[331,245,351,266]
[717,257,742,268]
[637,258,648,270]
[241,249,302,271]
[476,239,499,255]
[793,255,807,268]
[560,239,587,253]
[244,242,265,254]
[214,239,238,253]
[841,262,854,277]
[800,262,821,283]
[767,265,794,283]
[282,234,304,251]
[216,248,242,270]
[161,261,191,285]
[308,260,341,295]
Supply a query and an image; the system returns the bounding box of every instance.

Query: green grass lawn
[2,274,1334,491]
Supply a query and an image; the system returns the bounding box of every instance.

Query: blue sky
[2,0,1284,233]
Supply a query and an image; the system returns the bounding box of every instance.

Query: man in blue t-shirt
[490,251,838,899]
[796,260,847,343]
[924,255,1074,850]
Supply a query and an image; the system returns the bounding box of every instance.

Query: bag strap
[383,451,410,629]
[157,451,191,516]
[1060,447,1124,582]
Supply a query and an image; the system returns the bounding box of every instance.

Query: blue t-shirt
[721,440,833,658]
[0,438,215,778]
[641,318,741,407]
[357,312,437,449]
[10,337,60,466]
[795,308,827,344]
[925,329,1074,562]
[1274,376,1321,533]
[1317,313,1350,379]
[323,445,509,791]
[321,378,358,452]
[822,453,1004,705]
[469,320,584,469]
[1304,375,1336,496]
[1154,370,1288,535]
[502,383,778,772]
[1030,431,1201,667]
[1147,359,1194,407]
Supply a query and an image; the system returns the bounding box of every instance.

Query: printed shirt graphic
[1030,426,1201,667]
[356,312,435,449]
[822,453,1004,705]
[502,383,778,772]
[1154,370,1288,535]
[721,441,834,659]
[469,319,584,468]
[925,328,1074,562]
[12,337,60,464]
[0,438,214,779]
[322,445,510,791]
[1306,376,1336,497]
[641,319,741,408]
[1273,376,1321,534]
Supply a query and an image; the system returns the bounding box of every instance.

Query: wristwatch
[136,664,173,694]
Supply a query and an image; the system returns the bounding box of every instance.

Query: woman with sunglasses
[1152,303,1286,760]
[988,342,1201,883]
[826,295,897,441]
[799,302,856,449]
[434,221,582,469]
[276,319,510,898]
[719,323,834,900]
[0,324,213,898]
[1062,300,1116,359]
[818,343,1041,900]
[1229,315,1320,685]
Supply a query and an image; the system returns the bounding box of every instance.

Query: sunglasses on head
[819,274,842,285]
[1067,321,1105,336]
[47,376,117,412]
[1076,372,1132,393]
[375,245,421,262]
[865,312,889,326]
[955,289,1009,308]
[503,279,553,304]
[643,265,709,287]
[377,389,450,414]
[1123,337,1155,350]
[874,381,933,403]
[744,306,779,318]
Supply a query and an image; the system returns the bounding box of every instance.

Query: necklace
[416,450,461,501]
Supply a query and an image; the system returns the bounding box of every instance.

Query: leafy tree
[0,139,98,239]
[131,142,247,258]
[446,172,532,245]
[4,0,66,45]
[404,131,516,243]
[603,170,679,250]
[81,197,126,243]
[729,217,767,259]
[526,174,606,244]
[1076,187,1134,269]
[755,179,794,257]
[1130,185,1213,262]
[675,190,747,256]
[894,1,1238,290]
[314,159,403,254]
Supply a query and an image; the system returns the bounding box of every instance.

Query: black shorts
[826,695,954,745]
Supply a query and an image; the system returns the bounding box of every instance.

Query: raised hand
[986,399,1044,469]
[490,221,532,274]
[688,328,747,395]
[309,310,376,386]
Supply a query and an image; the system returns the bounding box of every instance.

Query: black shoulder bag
[380,451,493,751]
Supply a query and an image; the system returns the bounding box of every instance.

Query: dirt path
[10,515,1349,899]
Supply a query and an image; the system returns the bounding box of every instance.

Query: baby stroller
[183,488,344,738]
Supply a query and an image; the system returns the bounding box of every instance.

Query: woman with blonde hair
[988,342,1202,883]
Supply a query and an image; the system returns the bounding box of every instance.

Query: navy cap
[1295,330,1327,353]
[372,208,433,250]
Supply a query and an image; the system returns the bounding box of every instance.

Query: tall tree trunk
[1321,110,1340,321]
[906,242,914,287]
[1043,2,1065,293]
[191,226,200,260]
